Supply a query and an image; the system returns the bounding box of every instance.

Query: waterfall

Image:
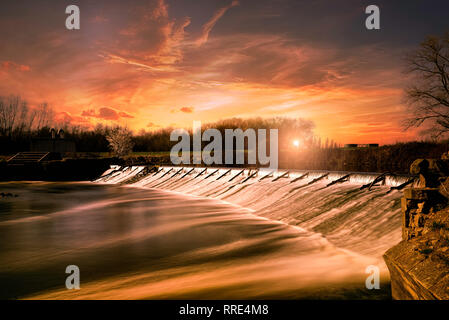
[95,166,411,258]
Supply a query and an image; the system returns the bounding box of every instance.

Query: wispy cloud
[1,60,30,72]
[82,107,134,121]
[180,106,194,113]
[100,53,178,73]
[1,0,441,144]
[100,0,191,72]
[91,15,108,24]
[196,0,239,47]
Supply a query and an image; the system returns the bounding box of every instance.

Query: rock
[0,192,18,198]
[441,152,449,160]
[385,205,449,299]
[429,159,449,176]
[439,177,449,199]
[410,159,429,175]
[386,156,449,299]
[403,188,440,200]
[411,159,449,187]
[419,172,440,188]
[416,202,426,214]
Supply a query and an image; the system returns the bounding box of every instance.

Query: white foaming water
[97,166,410,258]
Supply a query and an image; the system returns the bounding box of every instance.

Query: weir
[204,169,219,179]
[326,174,350,187]
[229,169,245,182]
[290,173,330,193]
[290,172,309,183]
[386,177,416,193]
[152,168,162,176]
[272,170,289,182]
[156,167,173,179]
[360,172,389,190]
[95,165,417,259]
[194,168,207,178]
[240,170,258,184]
[180,168,195,179]
[170,167,184,178]
[216,169,232,180]
[258,171,274,181]
[97,166,415,187]
[308,172,330,184]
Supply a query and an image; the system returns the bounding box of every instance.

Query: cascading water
[0,166,412,299]
[96,166,410,259]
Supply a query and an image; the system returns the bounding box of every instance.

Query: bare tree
[16,99,29,136]
[404,33,449,139]
[0,95,23,137]
[0,97,5,136]
[35,102,54,131]
[106,126,134,157]
[0,95,57,138]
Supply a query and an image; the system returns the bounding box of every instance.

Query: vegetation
[404,33,449,139]
[430,221,449,231]
[106,126,134,157]
[1,93,449,173]
[281,140,449,173]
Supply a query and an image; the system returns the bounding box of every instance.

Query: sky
[1,0,449,144]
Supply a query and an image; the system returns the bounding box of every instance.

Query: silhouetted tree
[0,95,49,138]
[404,33,449,139]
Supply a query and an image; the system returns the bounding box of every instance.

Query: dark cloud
[82,107,134,120]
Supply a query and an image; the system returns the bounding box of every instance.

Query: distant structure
[344,144,379,148]
[30,128,76,154]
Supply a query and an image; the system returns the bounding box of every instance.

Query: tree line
[0,95,341,155]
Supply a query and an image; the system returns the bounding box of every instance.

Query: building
[344,143,379,148]
[30,129,76,154]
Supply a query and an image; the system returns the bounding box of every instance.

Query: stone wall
[384,155,449,300]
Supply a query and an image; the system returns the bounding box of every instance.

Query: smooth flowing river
[0,172,401,299]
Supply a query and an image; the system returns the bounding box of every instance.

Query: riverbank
[0,158,113,181]
[2,140,449,175]
[384,207,449,299]
[383,158,449,299]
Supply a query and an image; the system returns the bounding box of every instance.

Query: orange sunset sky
[1,0,449,144]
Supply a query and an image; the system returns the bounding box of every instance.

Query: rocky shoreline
[384,155,449,299]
